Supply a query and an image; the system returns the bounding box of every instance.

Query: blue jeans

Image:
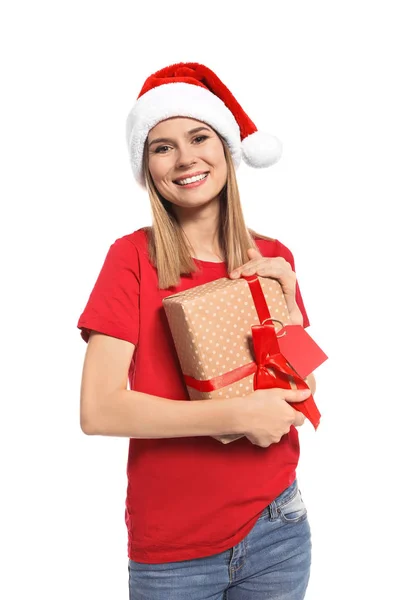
[128,479,311,599]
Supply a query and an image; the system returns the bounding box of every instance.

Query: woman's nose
[176,144,197,168]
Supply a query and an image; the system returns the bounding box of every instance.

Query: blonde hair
[142,135,275,289]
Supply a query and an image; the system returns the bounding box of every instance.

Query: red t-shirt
[77,228,310,564]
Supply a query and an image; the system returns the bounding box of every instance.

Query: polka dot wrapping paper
[163,276,292,444]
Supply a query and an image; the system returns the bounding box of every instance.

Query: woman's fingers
[293,411,306,427]
[230,257,289,279]
[247,247,263,260]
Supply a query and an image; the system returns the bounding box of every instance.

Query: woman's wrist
[288,306,304,327]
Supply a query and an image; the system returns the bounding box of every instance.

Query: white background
[1,1,399,598]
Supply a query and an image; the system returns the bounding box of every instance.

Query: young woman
[77,62,316,600]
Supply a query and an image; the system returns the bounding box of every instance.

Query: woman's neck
[175,201,224,261]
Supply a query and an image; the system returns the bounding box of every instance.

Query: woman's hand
[237,387,310,448]
[229,247,303,326]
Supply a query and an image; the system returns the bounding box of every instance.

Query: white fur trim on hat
[126,82,241,186]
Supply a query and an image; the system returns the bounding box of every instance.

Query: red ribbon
[251,323,321,429]
[183,275,321,429]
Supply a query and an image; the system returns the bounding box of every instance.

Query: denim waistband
[261,479,298,519]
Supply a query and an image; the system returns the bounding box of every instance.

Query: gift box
[163,275,319,444]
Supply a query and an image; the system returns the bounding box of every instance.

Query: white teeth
[176,173,207,186]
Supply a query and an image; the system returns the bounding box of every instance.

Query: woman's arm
[80,332,242,438]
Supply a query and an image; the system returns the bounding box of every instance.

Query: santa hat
[126,62,282,186]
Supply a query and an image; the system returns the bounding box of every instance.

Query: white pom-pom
[241,131,283,168]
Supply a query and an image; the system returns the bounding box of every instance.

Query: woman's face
[147,117,228,209]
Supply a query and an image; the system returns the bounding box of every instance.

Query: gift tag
[277,325,328,379]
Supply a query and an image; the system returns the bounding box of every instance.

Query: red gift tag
[277,325,328,379]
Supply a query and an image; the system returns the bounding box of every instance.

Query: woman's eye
[193,135,208,144]
[154,145,171,154]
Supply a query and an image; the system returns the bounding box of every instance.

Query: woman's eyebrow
[187,126,212,135]
[148,136,173,147]
[148,126,212,147]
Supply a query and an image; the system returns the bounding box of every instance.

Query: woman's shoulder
[249,229,290,256]
[97,228,151,272]
[112,227,150,254]
[250,229,294,263]
[251,232,294,269]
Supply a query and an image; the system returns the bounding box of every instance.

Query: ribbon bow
[252,324,321,429]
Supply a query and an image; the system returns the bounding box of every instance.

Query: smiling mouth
[174,173,209,186]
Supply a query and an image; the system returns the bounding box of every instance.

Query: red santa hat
[126,62,282,186]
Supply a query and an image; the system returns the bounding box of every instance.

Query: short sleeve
[77,237,140,345]
[275,240,310,328]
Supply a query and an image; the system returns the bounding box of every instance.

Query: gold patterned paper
[163,276,291,444]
